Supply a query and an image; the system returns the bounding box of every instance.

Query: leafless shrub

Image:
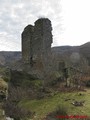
[3,100,34,120]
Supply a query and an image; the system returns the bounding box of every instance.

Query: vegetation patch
[19,89,90,120]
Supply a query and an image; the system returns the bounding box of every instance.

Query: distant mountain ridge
[0,51,21,67]
[52,42,90,65]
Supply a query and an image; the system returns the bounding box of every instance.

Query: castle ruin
[22,18,53,72]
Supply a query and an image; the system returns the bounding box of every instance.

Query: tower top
[35,18,51,24]
[23,25,34,33]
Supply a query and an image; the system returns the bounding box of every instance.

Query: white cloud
[0,0,90,51]
[59,0,90,46]
[0,0,62,51]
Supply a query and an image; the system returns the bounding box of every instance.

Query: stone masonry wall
[22,25,34,63]
[22,18,53,73]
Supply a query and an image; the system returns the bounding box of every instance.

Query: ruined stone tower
[22,18,53,70]
[22,25,34,63]
[33,18,52,57]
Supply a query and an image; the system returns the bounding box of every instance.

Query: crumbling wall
[33,18,52,57]
[22,18,53,75]
[22,25,34,63]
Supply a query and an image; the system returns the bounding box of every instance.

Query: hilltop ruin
[22,18,53,75]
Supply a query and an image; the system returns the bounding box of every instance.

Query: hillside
[52,42,90,65]
[0,51,21,67]
[1,42,90,120]
[79,42,90,65]
[0,42,89,67]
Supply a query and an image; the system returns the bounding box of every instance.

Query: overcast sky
[0,0,90,51]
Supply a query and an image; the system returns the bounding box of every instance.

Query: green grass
[19,89,90,120]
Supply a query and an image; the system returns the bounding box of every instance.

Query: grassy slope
[19,89,90,120]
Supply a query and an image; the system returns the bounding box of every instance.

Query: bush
[86,80,90,87]
[2,76,10,82]
[2,68,10,82]
[22,79,43,89]
[3,100,34,120]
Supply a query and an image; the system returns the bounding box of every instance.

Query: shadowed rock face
[22,18,53,71]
